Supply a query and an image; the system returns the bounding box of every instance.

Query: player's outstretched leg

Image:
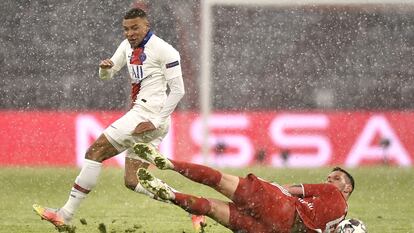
[32,204,74,231]
[133,143,173,170]
[136,168,207,232]
[136,168,175,200]
[133,143,222,187]
[137,168,213,215]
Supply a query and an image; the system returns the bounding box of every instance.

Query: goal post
[199,0,414,163]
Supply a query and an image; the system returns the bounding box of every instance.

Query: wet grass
[0,166,413,232]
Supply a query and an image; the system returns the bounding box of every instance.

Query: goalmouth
[199,0,414,162]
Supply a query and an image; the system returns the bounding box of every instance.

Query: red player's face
[123,17,149,48]
[326,171,349,193]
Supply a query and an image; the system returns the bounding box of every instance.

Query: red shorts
[228,174,297,233]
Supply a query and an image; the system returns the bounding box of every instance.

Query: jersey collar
[138,30,153,48]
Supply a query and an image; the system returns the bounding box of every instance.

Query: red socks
[171,160,222,187]
[173,193,211,216]
[169,161,222,216]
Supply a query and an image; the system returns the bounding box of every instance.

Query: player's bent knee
[85,135,119,162]
[124,179,138,191]
[85,150,102,162]
[85,150,109,162]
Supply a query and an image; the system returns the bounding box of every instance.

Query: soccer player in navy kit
[134,143,355,233]
[33,8,185,229]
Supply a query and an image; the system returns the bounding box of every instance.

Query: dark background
[1,1,413,111]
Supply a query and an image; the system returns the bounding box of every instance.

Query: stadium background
[1,1,414,232]
[1,0,413,167]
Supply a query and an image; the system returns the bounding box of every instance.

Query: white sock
[134,183,155,198]
[61,159,102,219]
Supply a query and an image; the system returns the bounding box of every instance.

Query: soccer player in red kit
[134,143,355,233]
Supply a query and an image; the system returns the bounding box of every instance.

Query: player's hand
[133,121,156,135]
[99,59,114,69]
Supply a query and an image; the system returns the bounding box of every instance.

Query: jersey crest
[139,52,147,62]
[130,48,146,83]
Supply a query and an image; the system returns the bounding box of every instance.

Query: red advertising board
[1,111,413,167]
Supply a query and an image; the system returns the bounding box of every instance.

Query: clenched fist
[99,59,114,69]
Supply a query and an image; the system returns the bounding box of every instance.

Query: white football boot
[133,143,174,170]
[136,168,175,200]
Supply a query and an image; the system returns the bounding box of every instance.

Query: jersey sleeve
[110,39,128,72]
[99,40,128,80]
[149,76,185,128]
[159,44,182,80]
[296,183,347,232]
[147,42,184,128]
[302,183,339,197]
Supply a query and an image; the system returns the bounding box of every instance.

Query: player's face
[123,17,149,48]
[326,171,348,192]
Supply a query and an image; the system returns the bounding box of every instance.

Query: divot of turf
[98,223,107,233]
[80,218,87,225]
[200,222,208,233]
[57,225,76,233]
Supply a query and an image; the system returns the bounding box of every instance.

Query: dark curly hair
[124,8,147,20]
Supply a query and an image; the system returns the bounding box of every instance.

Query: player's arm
[283,184,305,197]
[299,183,337,198]
[150,75,185,128]
[149,46,184,128]
[99,40,127,80]
[134,75,184,134]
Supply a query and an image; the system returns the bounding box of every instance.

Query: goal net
[198,0,414,161]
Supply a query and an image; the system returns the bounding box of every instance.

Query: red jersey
[295,183,348,232]
[231,174,297,233]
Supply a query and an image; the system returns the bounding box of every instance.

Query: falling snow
[1,1,413,111]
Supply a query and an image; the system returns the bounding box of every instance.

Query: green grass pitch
[0,166,413,232]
